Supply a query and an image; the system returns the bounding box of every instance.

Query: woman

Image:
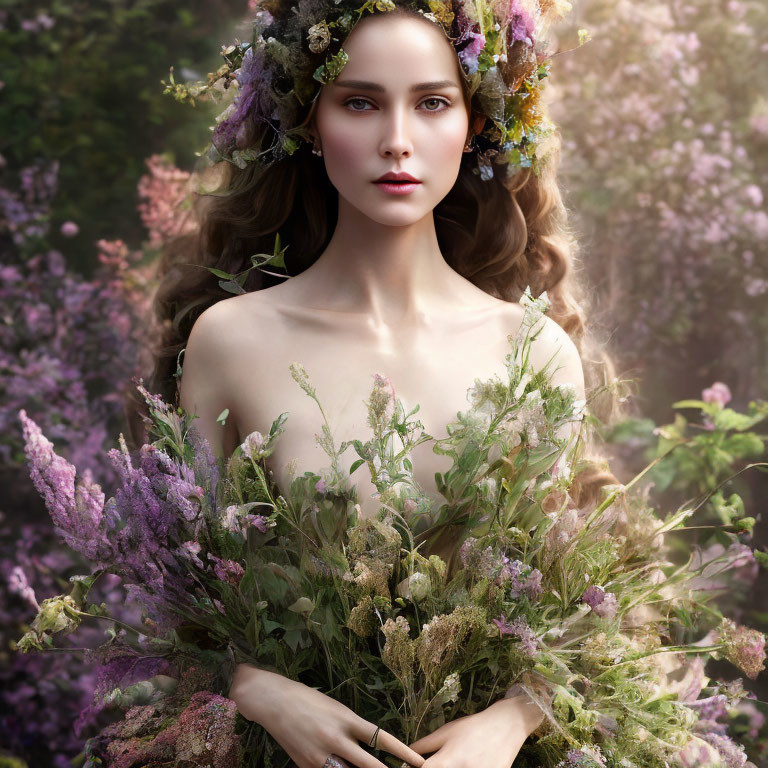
[143,4,616,767]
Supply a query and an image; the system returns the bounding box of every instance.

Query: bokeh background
[1,0,766,765]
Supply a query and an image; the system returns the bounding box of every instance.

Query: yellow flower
[427,0,454,27]
[307,21,331,54]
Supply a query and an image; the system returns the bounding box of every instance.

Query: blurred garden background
[0,0,766,765]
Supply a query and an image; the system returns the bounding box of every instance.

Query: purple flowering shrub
[0,160,148,496]
[552,0,768,403]
[0,152,200,766]
[0,516,135,767]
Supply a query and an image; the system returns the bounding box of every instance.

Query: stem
[72,608,145,636]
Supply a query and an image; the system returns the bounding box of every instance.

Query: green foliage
[0,0,247,271]
[17,291,768,767]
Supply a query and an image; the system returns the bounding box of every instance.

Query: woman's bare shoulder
[186,290,283,351]
[181,293,279,397]
[529,313,585,397]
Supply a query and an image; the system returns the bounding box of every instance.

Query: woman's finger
[337,742,403,768]
[408,725,452,755]
[353,720,425,767]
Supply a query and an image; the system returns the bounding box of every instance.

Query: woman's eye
[343,97,451,112]
[421,97,449,112]
[345,98,373,111]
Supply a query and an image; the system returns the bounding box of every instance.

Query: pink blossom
[717,618,766,679]
[8,566,39,610]
[743,184,763,207]
[59,220,79,237]
[240,431,265,460]
[136,155,197,249]
[702,381,731,407]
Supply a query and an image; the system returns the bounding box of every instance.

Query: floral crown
[163,0,583,181]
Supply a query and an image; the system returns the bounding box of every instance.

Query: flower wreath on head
[163,0,585,180]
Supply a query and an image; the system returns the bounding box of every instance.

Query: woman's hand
[408,693,545,768]
[229,663,426,768]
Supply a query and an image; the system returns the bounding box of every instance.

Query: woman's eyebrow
[332,78,460,92]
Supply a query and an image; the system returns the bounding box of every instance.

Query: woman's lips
[373,180,422,195]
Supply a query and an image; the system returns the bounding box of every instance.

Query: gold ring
[369,725,381,749]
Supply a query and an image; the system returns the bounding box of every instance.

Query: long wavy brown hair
[127,6,626,516]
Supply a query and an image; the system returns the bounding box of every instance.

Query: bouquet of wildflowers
[14,289,768,768]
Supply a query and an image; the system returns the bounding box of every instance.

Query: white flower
[513,372,532,401]
[241,430,265,459]
[524,389,542,407]
[408,572,431,602]
[437,672,461,704]
[223,505,240,533]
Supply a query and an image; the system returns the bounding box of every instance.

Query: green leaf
[204,266,237,280]
[217,408,230,426]
[671,399,707,410]
[714,408,764,432]
[722,433,764,458]
[606,417,655,444]
[219,279,247,295]
[263,619,284,635]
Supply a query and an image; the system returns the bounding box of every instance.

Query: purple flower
[19,410,112,561]
[698,732,749,768]
[458,32,486,74]
[492,614,538,656]
[504,0,536,46]
[208,554,245,587]
[499,556,543,600]
[686,693,729,722]
[244,513,269,533]
[212,46,275,155]
[176,540,204,569]
[582,585,618,618]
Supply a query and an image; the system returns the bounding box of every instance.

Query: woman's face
[313,13,472,226]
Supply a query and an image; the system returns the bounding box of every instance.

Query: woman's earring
[312,144,323,157]
[463,136,475,153]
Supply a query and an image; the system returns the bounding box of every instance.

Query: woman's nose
[379,105,413,157]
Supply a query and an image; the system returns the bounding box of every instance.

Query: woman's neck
[286,203,475,330]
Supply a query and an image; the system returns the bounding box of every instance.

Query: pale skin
[179,12,584,768]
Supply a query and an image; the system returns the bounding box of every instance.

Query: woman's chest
[230,307,524,521]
